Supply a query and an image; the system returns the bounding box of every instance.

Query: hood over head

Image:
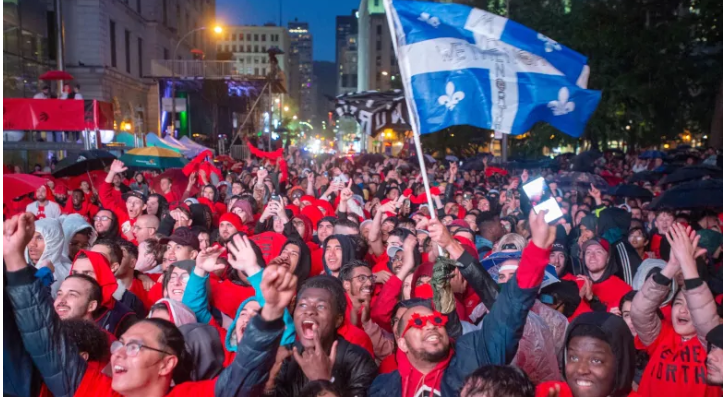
[225,297,259,352]
[564,312,635,397]
[179,323,225,381]
[71,250,118,308]
[598,207,631,243]
[189,203,213,231]
[293,214,314,242]
[26,217,69,268]
[321,234,356,275]
[149,298,197,327]
[60,214,98,262]
[282,238,311,285]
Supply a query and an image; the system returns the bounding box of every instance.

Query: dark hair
[140,318,192,384]
[117,238,138,260]
[298,276,347,319]
[568,323,610,346]
[383,216,399,228]
[335,218,360,233]
[348,234,369,261]
[477,211,500,229]
[397,217,416,230]
[619,290,637,313]
[299,380,341,397]
[339,259,371,282]
[61,319,109,362]
[92,238,124,265]
[461,365,535,397]
[65,274,104,316]
[96,209,120,240]
[237,194,257,211]
[317,216,337,229]
[393,298,433,336]
[628,226,649,242]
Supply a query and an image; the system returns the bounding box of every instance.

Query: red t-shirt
[638,322,722,397]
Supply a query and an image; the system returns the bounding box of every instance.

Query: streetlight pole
[170,26,220,137]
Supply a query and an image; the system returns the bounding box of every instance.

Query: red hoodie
[63,199,100,222]
[397,347,453,397]
[99,181,136,242]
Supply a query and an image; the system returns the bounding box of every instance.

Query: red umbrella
[69,170,107,191]
[39,70,74,81]
[151,168,196,198]
[4,174,48,201]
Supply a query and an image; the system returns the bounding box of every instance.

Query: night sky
[216,0,361,62]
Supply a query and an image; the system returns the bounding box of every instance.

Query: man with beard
[369,209,555,397]
[54,274,102,321]
[63,189,99,221]
[26,185,62,219]
[705,325,723,386]
[218,213,244,244]
[100,160,147,242]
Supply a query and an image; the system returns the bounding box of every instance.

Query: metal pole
[170,27,207,137]
[229,82,270,147]
[501,0,511,163]
[54,0,65,95]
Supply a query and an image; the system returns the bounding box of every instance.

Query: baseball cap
[551,242,566,253]
[123,190,147,203]
[386,246,404,259]
[481,251,522,271]
[582,238,610,254]
[169,227,200,251]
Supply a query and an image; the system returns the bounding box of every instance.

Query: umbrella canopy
[69,170,107,191]
[445,155,459,162]
[556,172,609,189]
[639,150,666,159]
[608,184,653,199]
[658,165,723,186]
[571,150,602,172]
[120,147,188,170]
[39,70,74,81]
[626,171,662,184]
[4,174,48,201]
[650,179,723,210]
[52,150,117,178]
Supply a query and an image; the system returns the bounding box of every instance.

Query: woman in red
[630,224,722,397]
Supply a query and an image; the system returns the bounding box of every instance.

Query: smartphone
[270,194,280,202]
[459,161,464,166]
[522,177,563,224]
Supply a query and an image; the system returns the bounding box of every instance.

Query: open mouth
[171,289,184,297]
[301,320,316,339]
[56,305,70,316]
[423,332,442,343]
[574,379,593,387]
[361,286,373,295]
[113,364,128,375]
[677,317,690,326]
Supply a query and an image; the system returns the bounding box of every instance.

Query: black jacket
[274,337,378,397]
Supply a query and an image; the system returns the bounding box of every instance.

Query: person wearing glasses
[5,212,298,397]
[132,214,160,244]
[94,209,121,240]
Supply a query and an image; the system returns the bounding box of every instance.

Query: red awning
[3,99,114,131]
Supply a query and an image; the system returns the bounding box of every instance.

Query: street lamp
[284,106,289,112]
[293,115,298,120]
[169,24,223,136]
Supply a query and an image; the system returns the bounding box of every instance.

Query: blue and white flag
[384,0,602,138]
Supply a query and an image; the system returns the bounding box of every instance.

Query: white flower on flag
[537,33,562,53]
[438,82,465,110]
[548,87,575,116]
[418,12,440,27]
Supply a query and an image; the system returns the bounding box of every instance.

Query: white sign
[162,97,187,112]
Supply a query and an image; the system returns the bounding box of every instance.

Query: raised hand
[195,246,227,276]
[227,234,262,276]
[667,223,701,278]
[187,172,197,189]
[521,169,529,184]
[577,275,594,301]
[428,218,454,250]
[3,212,35,271]
[374,270,392,284]
[529,209,556,249]
[257,168,269,183]
[260,264,298,321]
[340,179,354,202]
[109,159,127,174]
[588,183,601,201]
[292,326,338,381]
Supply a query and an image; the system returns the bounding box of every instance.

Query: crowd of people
[5,145,723,397]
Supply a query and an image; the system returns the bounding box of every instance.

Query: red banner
[3,99,114,131]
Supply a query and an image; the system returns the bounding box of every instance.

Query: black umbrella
[626,171,662,184]
[52,150,117,178]
[650,179,723,210]
[608,184,653,199]
[556,172,609,189]
[571,150,602,173]
[658,165,723,186]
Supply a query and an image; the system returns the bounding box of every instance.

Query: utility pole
[54,0,65,95]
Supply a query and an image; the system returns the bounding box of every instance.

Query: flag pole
[501,0,511,163]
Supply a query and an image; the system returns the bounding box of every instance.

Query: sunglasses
[402,311,448,337]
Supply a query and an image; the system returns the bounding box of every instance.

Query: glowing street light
[213,25,223,34]
[284,106,289,112]
[293,115,298,120]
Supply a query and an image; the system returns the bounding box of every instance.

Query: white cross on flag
[384,0,602,138]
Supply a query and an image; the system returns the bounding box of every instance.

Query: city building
[336,10,358,95]
[288,20,314,122]
[216,24,290,79]
[357,0,398,93]
[313,61,337,125]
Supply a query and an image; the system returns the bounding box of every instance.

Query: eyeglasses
[93,216,111,222]
[111,340,173,357]
[168,273,190,284]
[351,274,377,283]
[402,312,448,336]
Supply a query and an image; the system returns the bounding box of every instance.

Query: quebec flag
[384,0,602,137]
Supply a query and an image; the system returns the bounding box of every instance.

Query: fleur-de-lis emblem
[418,12,440,27]
[438,82,465,110]
[537,33,562,53]
[548,87,575,116]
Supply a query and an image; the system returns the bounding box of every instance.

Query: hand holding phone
[522,177,563,224]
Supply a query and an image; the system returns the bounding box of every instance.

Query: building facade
[62,0,217,135]
[217,24,290,79]
[357,0,398,92]
[288,20,314,122]
[336,10,358,95]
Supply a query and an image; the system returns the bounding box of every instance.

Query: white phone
[522,177,563,224]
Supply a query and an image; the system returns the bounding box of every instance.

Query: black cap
[122,190,148,203]
[169,227,200,251]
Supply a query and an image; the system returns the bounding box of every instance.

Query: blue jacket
[369,243,548,396]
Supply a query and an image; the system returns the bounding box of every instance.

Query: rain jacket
[224,297,260,353]
[369,242,552,396]
[179,323,225,381]
[25,217,73,296]
[631,275,722,397]
[598,207,641,285]
[6,265,282,397]
[148,298,197,327]
[60,214,97,262]
[62,199,99,222]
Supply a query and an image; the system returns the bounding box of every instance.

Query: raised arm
[4,213,87,397]
[99,160,128,217]
[630,252,679,346]
[670,223,721,348]
[183,246,226,324]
